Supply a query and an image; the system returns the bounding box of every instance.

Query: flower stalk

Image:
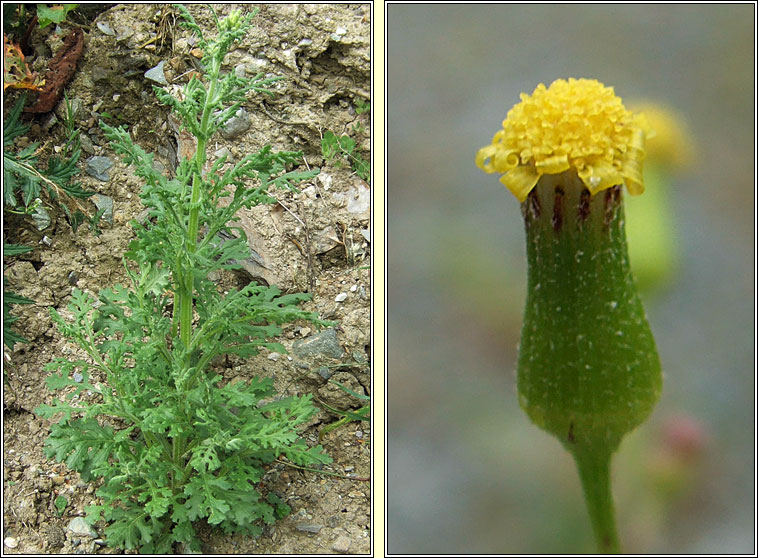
[477,78,662,553]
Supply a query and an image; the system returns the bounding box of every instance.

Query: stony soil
[3,4,370,554]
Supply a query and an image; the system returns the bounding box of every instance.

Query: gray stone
[312,226,341,254]
[316,366,333,380]
[67,517,97,538]
[32,205,51,231]
[333,182,370,216]
[295,522,323,533]
[144,61,168,86]
[293,329,344,359]
[220,108,251,140]
[332,534,351,553]
[85,156,113,182]
[92,194,114,225]
[79,133,95,154]
[96,21,115,36]
[214,146,232,163]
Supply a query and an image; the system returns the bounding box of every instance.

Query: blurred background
[386,4,754,554]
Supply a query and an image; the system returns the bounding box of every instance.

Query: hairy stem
[178,55,219,350]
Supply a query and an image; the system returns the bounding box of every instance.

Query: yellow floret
[476,78,649,201]
[627,102,694,170]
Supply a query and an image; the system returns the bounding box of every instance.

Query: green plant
[3,93,95,228]
[355,98,370,115]
[3,243,34,350]
[321,129,370,183]
[317,379,370,442]
[54,494,68,516]
[35,5,329,553]
[37,4,79,29]
[476,78,662,553]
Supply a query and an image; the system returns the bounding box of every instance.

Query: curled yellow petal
[535,153,570,174]
[500,165,541,202]
[475,145,499,173]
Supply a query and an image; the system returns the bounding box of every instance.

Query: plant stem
[573,448,620,553]
[177,56,218,350]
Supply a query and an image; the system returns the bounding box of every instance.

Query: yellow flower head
[476,78,649,202]
[628,102,694,171]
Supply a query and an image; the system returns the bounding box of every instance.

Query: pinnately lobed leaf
[34,6,331,552]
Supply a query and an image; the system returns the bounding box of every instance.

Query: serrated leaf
[184,475,232,523]
[42,418,119,480]
[190,444,221,473]
[37,4,79,28]
[104,505,161,550]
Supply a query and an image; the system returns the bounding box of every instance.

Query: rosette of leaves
[35,6,330,552]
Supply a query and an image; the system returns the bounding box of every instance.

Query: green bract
[35,5,329,553]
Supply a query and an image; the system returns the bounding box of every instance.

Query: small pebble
[267,353,280,362]
[32,205,51,231]
[73,372,83,383]
[67,517,98,538]
[334,292,347,302]
[4,537,18,549]
[220,108,251,140]
[92,194,114,225]
[144,61,168,86]
[96,21,115,36]
[295,522,323,533]
[350,284,358,292]
[332,535,351,553]
[85,156,114,182]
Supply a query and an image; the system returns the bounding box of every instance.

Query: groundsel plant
[35,6,329,552]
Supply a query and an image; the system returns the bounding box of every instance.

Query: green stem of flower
[573,447,620,553]
[178,56,219,350]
